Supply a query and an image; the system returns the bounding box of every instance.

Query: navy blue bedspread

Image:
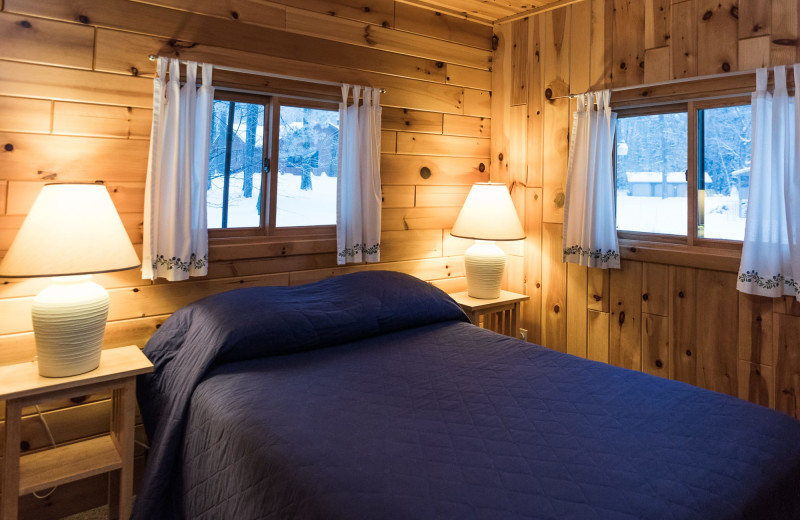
[135,271,800,520]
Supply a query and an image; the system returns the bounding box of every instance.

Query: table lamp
[451,182,525,299]
[0,182,140,377]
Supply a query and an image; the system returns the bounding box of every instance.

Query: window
[208,92,338,236]
[697,105,751,240]
[614,98,751,244]
[615,111,688,236]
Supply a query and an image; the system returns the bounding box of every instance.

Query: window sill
[209,234,336,262]
[618,238,741,273]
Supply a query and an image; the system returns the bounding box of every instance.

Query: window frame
[207,91,339,242]
[613,95,751,259]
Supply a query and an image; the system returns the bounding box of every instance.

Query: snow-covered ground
[207,172,337,229]
[616,193,746,240]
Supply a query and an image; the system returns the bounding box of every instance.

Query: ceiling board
[395,0,575,25]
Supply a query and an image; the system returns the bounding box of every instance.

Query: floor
[60,505,108,520]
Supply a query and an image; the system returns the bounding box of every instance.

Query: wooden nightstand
[449,290,530,338]
[0,346,153,520]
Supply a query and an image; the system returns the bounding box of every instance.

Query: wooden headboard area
[1,0,800,517]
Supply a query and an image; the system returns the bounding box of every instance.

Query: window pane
[699,105,751,241]
[615,112,688,235]
[207,100,265,229]
[277,105,338,227]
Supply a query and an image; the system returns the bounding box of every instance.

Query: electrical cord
[32,404,58,499]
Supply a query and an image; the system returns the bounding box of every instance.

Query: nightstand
[449,290,530,338]
[0,346,153,520]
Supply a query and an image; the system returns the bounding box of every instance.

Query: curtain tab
[755,68,768,92]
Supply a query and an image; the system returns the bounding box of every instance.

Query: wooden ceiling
[396,0,579,25]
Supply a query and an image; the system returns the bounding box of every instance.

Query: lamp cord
[32,404,59,499]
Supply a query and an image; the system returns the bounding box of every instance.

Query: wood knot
[78,15,90,24]
[722,62,731,72]
[231,11,239,19]
[544,87,553,99]
[642,293,649,301]
[70,395,88,404]
[18,20,32,29]
[491,34,499,51]
[435,61,444,68]
[535,282,541,288]
[730,5,739,19]
[131,66,139,76]
[20,441,30,452]
[678,291,684,298]
[655,359,663,368]
[685,349,692,357]
[619,61,627,70]
[702,10,712,21]
[618,311,625,325]
[553,305,560,314]
[363,6,370,12]
[498,153,504,161]
[478,163,486,172]
[3,143,13,151]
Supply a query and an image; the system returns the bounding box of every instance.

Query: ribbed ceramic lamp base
[32,276,109,377]
[464,241,506,299]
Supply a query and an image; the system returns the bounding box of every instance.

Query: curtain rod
[147,55,387,94]
[546,65,797,101]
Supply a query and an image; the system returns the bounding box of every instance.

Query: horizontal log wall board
[0,1,492,517]
[492,0,800,424]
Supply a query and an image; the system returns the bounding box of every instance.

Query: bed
[133,271,800,520]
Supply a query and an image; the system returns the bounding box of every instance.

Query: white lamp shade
[450,182,525,241]
[0,183,140,277]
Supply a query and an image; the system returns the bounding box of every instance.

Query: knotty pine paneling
[0,3,493,517]
[493,0,800,415]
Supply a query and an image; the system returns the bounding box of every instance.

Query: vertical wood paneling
[587,310,610,362]
[775,313,800,418]
[609,260,643,370]
[611,0,645,87]
[645,0,670,49]
[527,16,544,188]
[542,8,570,224]
[490,22,511,184]
[642,262,669,316]
[671,0,698,79]
[738,0,771,38]
[670,266,697,383]
[739,36,771,71]
[587,267,610,312]
[541,222,566,352]
[695,269,739,395]
[566,262,588,358]
[589,0,614,90]
[738,360,775,408]
[510,18,529,106]
[523,187,543,344]
[771,0,800,66]
[569,0,591,95]
[642,312,669,377]
[738,293,774,366]
[697,0,738,75]
[508,105,528,185]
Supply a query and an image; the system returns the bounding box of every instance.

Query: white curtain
[737,65,800,301]
[562,90,620,269]
[142,58,214,281]
[337,84,382,265]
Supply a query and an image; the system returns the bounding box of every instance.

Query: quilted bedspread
[135,272,800,520]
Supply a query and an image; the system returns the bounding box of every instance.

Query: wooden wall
[0,1,492,517]
[493,0,800,421]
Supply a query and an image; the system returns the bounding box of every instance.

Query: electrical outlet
[519,328,528,341]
